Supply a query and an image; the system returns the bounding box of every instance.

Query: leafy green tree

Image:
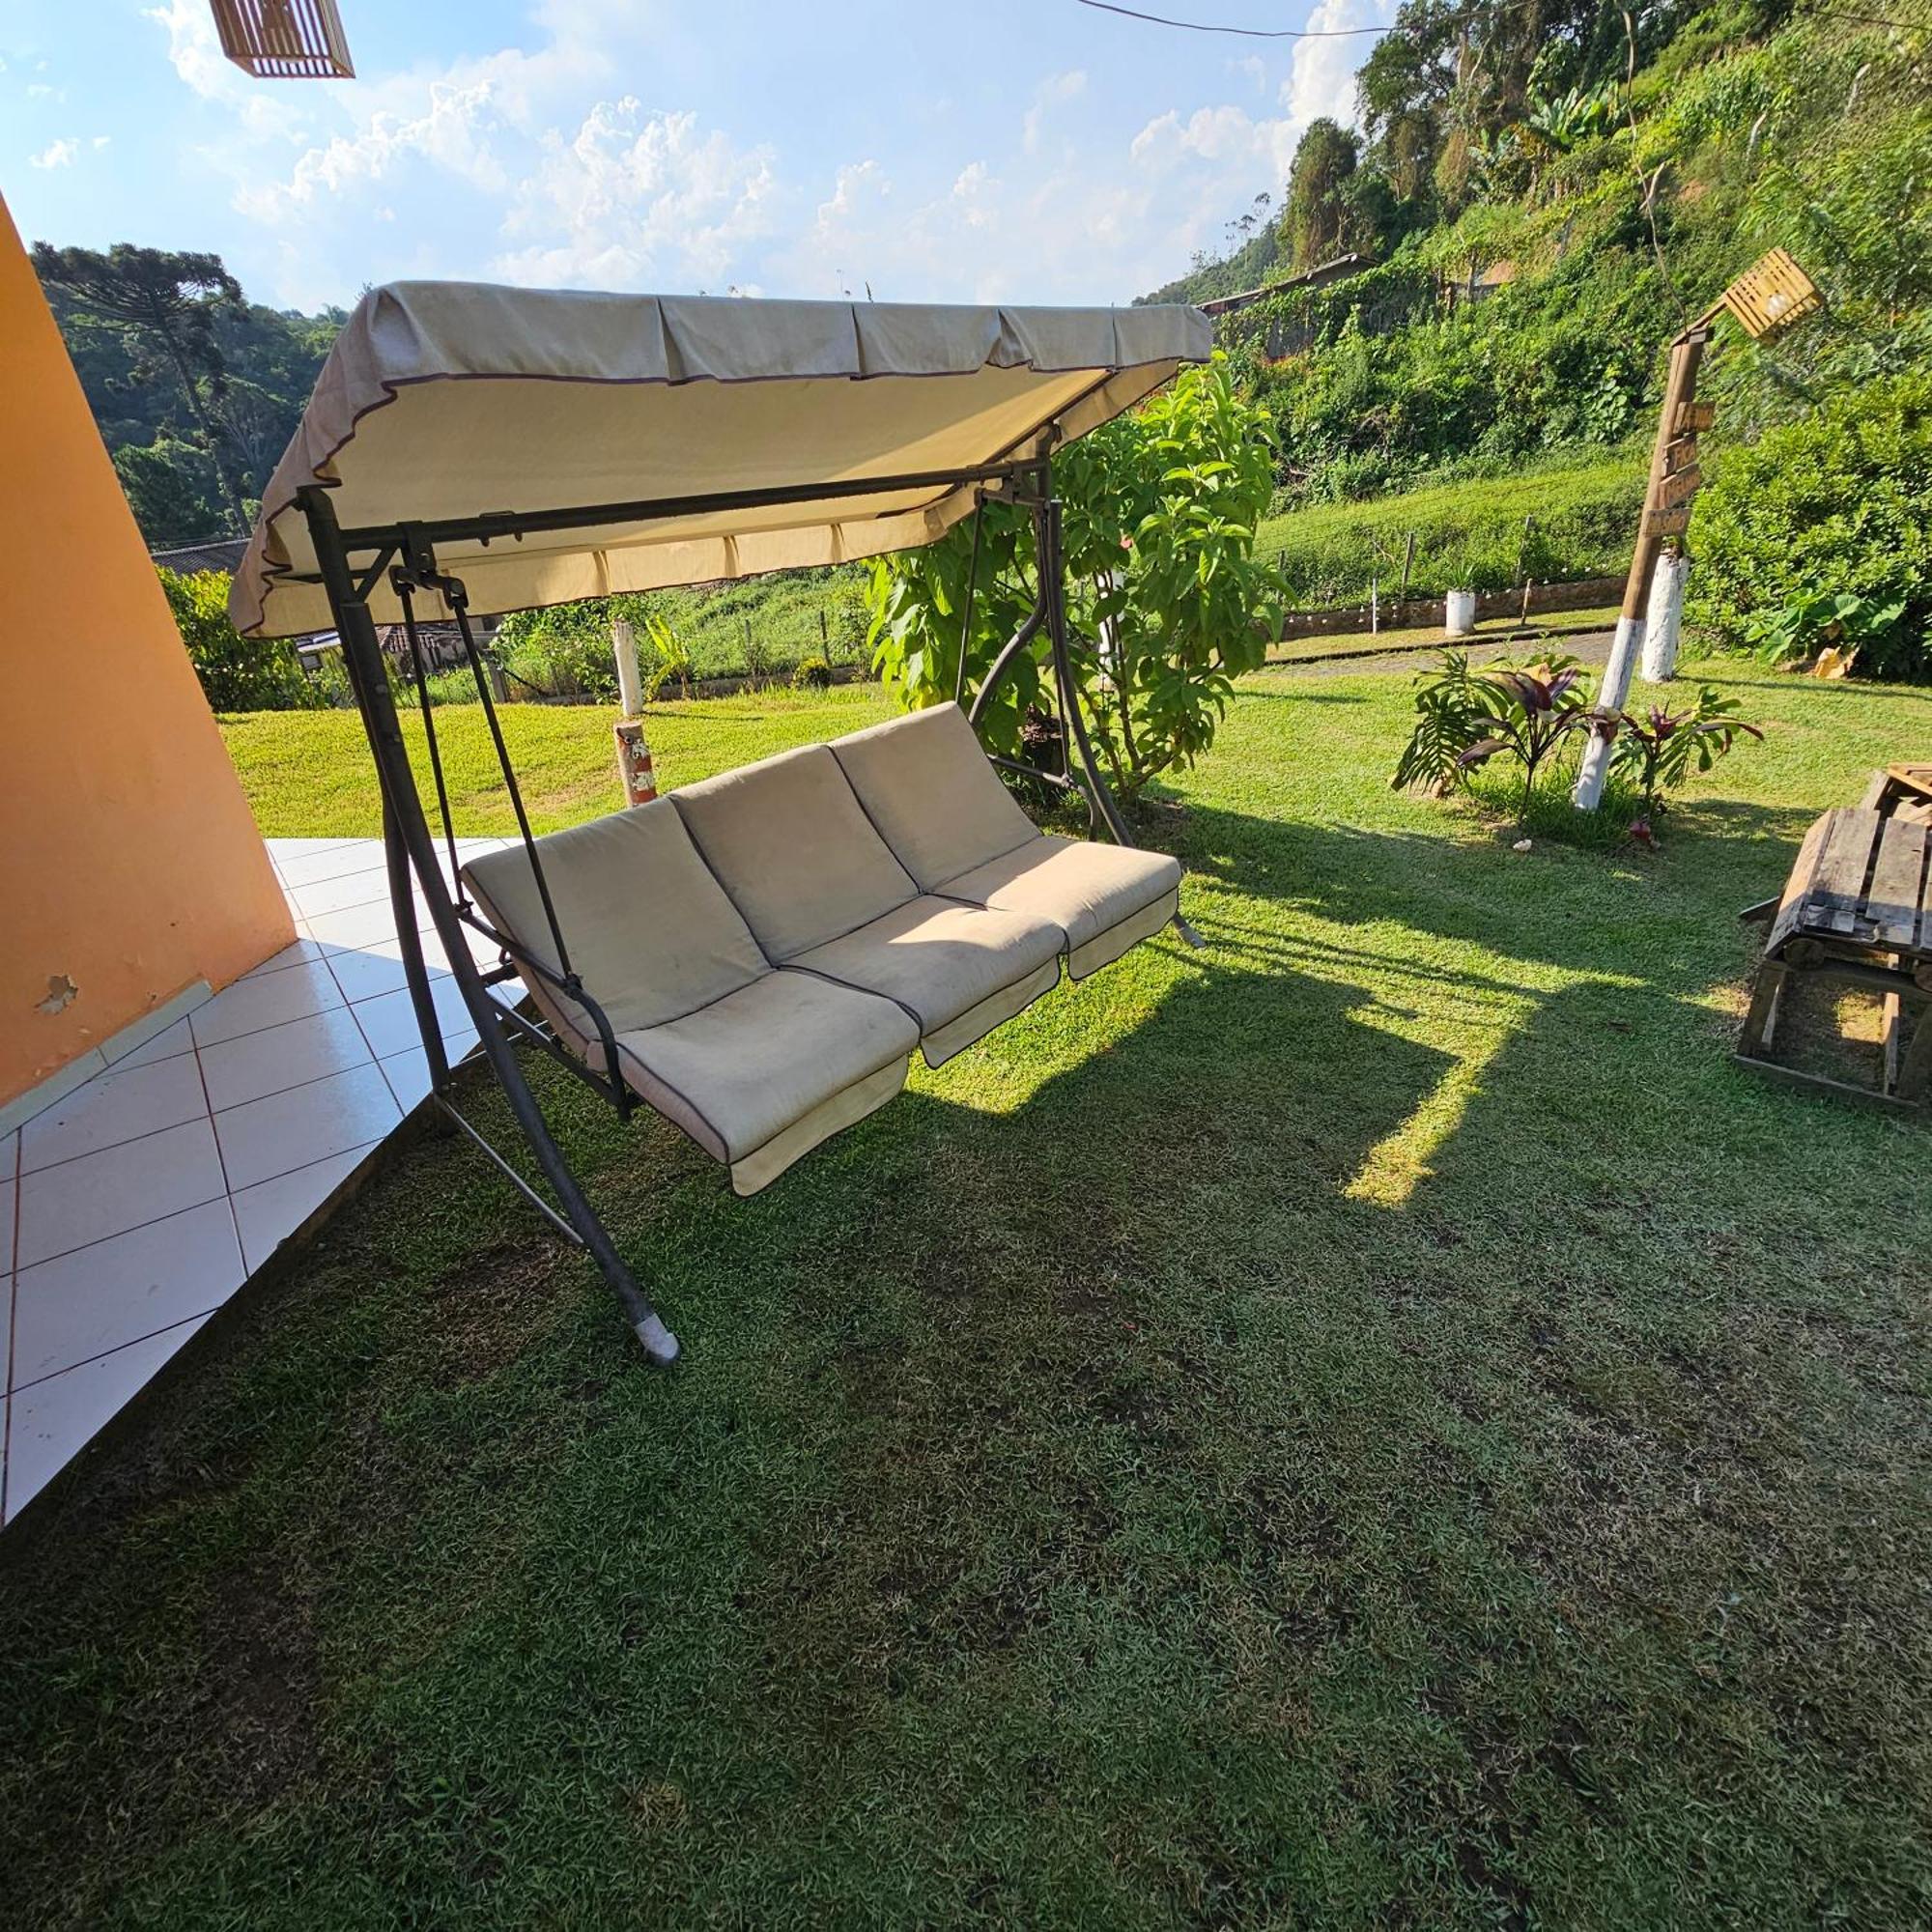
[868,355,1281,800]
[32,243,251,534]
[1282,120,1364,270]
[113,440,227,549]
[160,567,322,712]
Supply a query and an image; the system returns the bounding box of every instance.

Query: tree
[159,567,323,712]
[868,355,1282,800]
[32,243,250,533]
[114,439,226,548]
[1282,120,1363,270]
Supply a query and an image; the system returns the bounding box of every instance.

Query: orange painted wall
[0,192,293,1107]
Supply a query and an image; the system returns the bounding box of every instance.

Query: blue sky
[4,0,1392,313]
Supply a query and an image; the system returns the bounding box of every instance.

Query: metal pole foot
[634,1312,682,1366]
[1171,912,1208,950]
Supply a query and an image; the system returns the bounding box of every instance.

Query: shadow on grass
[5,786,1927,1931]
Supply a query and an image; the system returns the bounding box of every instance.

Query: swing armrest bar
[452,904,634,1117]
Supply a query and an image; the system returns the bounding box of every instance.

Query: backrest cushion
[461,797,769,1038]
[831,704,1038,892]
[671,744,917,958]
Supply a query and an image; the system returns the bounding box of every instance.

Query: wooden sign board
[1665,435,1699,470]
[1644,504,1692,537]
[1659,463,1703,508]
[1675,400,1716,434]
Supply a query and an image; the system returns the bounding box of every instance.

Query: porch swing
[230,280,1212,1363]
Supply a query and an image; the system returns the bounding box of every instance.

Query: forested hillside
[33,244,342,548]
[1152,0,1930,506]
[1148,0,1931,669]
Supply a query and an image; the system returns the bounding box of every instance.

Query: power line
[1074,1,1393,37]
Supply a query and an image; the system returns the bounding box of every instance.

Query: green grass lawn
[1259,452,1646,606]
[6,662,1930,1928]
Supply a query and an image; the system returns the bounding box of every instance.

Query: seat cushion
[671,744,917,959]
[788,895,1065,1060]
[461,797,770,1040]
[936,835,1182,975]
[614,969,917,1179]
[831,703,1038,891]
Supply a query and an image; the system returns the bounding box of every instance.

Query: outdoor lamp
[212,0,355,79]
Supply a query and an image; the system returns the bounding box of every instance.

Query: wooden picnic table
[1740,779,1932,1106]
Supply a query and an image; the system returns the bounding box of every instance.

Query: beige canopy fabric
[229,280,1212,638]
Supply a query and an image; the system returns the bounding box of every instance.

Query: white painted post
[1639,551,1689,683]
[1571,613,1645,810]
[611,616,645,720]
[1575,329,1707,810]
[611,616,657,805]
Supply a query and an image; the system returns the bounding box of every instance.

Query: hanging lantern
[211,0,355,79]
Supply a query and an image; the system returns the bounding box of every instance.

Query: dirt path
[1260,626,1616,681]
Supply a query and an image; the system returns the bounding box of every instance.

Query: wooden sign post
[1574,328,1709,810]
[1572,249,1818,812]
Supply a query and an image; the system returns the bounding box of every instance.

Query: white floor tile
[198,1005,375,1113]
[9,1198,243,1389]
[19,1052,211,1176]
[377,1046,434,1112]
[352,977,483,1060]
[3,1318,209,1522]
[191,958,346,1048]
[232,1142,380,1272]
[265,837,370,859]
[289,863,395,920]
[325,944,415,1005]
[214,1062,401,1192]
[105,1016,196,1071]
[99,987,212,1066]
[270,842,389,890]
[15,1119,227,1269]
[240,937,330,980]
[306,896,431,954]
[0,1047,107,1142]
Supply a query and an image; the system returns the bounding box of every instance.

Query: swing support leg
[300,486,679,1365]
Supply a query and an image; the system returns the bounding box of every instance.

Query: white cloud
[130,0,1394,312]
[27,82,63,101]
[493,99,777,290]
[30,138,78,170]
[1282,0,1395,131]
[1022,70,1088,156]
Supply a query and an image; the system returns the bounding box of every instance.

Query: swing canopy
[229,279,1212,639]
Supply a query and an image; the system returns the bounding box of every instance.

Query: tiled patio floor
[1,837,520,1526]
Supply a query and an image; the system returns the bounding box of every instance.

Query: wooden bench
[1739,787,1932,1106]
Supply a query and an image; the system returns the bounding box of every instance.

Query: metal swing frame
[298,449,1179,1363]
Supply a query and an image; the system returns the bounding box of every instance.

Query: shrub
[1608,686,1761,841]
[868,354,1281,798]
[159,566,322,712]
[1393,650,1593,823]
[492,601,620,699]
[791,654,834,691]
[1688,369,1932,680]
